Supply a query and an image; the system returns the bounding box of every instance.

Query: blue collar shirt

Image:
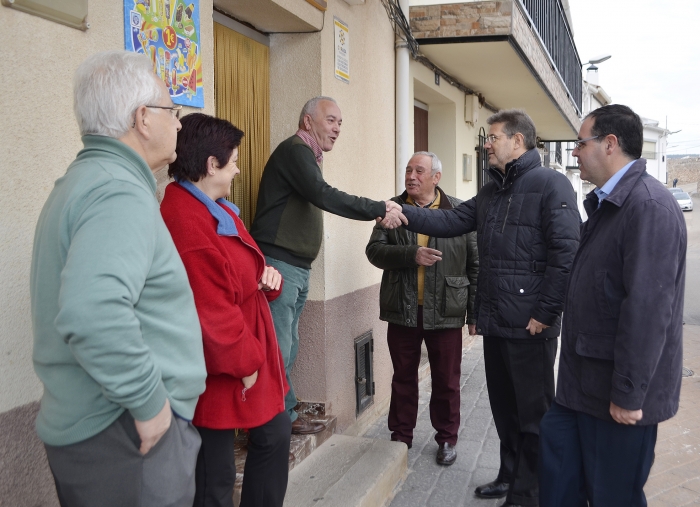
[593,160,636,208]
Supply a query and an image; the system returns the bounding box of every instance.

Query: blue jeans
[265,256,310,423]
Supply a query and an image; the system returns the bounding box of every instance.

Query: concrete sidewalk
[363,328,700,507]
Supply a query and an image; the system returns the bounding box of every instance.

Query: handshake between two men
[378,201,444,268]
[379,200,408,229]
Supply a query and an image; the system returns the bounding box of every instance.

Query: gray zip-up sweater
[31,135,206,446]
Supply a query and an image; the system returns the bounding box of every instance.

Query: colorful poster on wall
[124,0,204,108]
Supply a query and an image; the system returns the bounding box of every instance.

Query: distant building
[641,117,670,185]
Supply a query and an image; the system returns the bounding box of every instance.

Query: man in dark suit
[539,104,687,506]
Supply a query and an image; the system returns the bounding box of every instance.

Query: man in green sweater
[30,50,206,506]
[250,97,405,433]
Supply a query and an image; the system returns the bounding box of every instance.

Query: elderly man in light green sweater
[30,50,206,507]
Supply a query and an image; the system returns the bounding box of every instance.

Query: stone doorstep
[232,405,337,505]
[230,335,475,505]
[283,434,408,507]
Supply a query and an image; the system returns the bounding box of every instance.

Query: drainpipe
[395,0,410,195]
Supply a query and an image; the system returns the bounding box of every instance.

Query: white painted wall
[0,1,215,413]
[410,59,483,202]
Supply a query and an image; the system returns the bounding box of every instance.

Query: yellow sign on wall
[334,17,349,84]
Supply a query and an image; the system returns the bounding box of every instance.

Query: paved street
[364,194,700,506]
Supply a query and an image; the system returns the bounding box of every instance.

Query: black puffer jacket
[366,188,478,330]
[401,149,580,339]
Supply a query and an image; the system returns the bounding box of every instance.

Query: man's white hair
[413,151,442,175]
[73,50,162,138]
[298,96,337,128]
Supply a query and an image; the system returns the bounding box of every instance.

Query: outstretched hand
[377,200,407,229]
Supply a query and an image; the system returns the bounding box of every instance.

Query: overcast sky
[568,0,700,155]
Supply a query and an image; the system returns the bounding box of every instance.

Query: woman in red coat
[161,113,290,507]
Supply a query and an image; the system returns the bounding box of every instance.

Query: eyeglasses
[484,134,513,144]
[573,135,602,150]
[146,104,182,119]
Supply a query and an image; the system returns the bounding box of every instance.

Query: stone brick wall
[409,1,580,132]
[410,2,513,38]
[667,158,700,190]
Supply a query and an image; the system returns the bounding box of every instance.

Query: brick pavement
[646,324,700,506]
[363,339,504,507]
[363,326,700,507]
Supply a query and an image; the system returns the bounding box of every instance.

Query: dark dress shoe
[436,443,457,466]
[475,479,509,498]
[391,437,412,449]
[291,416,326,434]
[498,503,525,507]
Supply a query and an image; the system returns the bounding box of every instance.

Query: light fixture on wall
[584,54,611,86]
[1,0,89,30]
[464,94,479,126]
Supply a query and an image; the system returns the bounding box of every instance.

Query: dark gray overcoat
[556,159,687,424]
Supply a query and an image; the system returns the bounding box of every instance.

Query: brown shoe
[291,416,326,434]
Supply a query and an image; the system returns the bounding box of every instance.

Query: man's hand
[526,318,549,336]
[258,266,282,291]
[468,324,477,336]
[242,370,258,389]
[134,398,172,455]
[377,201,408,229]
[415,247,442,266]
[610,402,643,425]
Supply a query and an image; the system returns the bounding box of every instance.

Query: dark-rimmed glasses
[573,135,602,150]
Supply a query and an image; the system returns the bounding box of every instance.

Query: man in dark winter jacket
[539,105,686,507]
[387,110,580,507]
[366,151,479,467]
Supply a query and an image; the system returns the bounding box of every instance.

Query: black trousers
[483,336,557,507]
[194,411,291,507]
[539,401,657,507]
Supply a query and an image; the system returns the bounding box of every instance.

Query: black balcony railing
[543,141,563,168]
[519,0,582,113]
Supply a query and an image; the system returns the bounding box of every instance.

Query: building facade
[0,1,396,504]
[0,0,585,504]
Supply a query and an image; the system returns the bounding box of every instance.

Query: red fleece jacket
[161,182,287,429]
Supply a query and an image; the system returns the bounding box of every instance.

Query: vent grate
[354,331,375,415]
